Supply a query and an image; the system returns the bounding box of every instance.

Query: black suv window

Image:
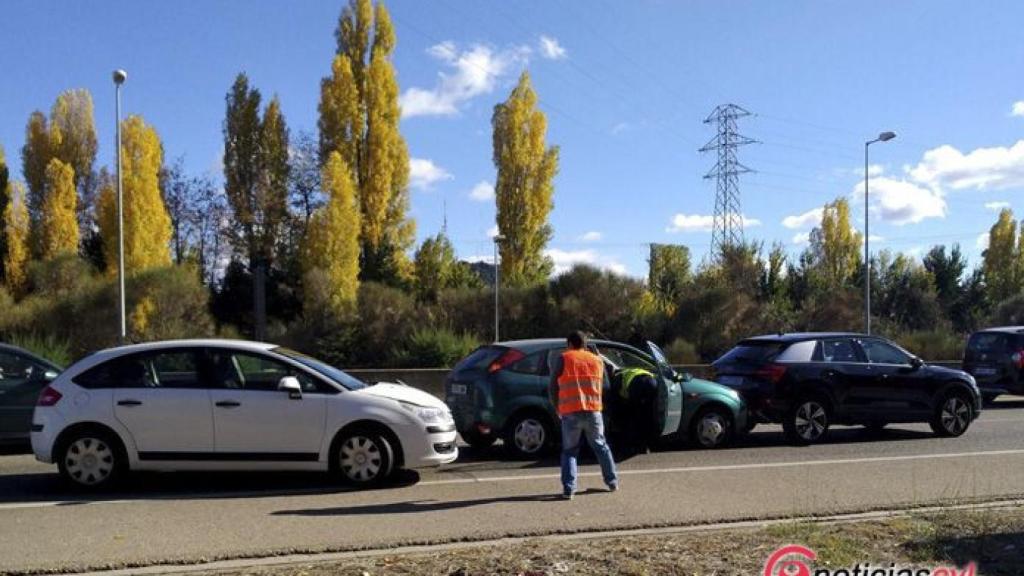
[860,339,911,365]
[814,339,861,363]
[0,351,43,392]
[719,341,785,364]
[967,333,1008,354]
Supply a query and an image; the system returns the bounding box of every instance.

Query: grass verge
[212,506,1024,576]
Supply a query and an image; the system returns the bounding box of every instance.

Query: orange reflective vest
[556,349,604,416]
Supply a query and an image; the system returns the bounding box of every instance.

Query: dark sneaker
[561,491,574,500]
[607,483,619,492]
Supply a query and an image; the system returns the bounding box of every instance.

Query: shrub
[896,329,964,361]
[6,332,73,367]
[395,327,480,368]
[990,293,1024,326]
[663,338,700,364]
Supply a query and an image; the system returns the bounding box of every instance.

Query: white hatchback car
[31,340,458,488]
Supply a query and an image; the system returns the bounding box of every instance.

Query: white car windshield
[272,347,368,390]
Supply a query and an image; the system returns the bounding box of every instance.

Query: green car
[445,339,747,458]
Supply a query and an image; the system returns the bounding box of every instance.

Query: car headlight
[400,402,448,424]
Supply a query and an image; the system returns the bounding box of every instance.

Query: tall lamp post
[113,69,128,344]
[493,234,506,342]
[864,130,895,335]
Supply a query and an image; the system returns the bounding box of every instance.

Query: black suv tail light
[755,364,787,384]
[488,349,525,373]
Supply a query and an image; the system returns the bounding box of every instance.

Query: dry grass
[222,507,1024,576]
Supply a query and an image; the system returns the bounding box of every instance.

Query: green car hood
[681,377,743,404]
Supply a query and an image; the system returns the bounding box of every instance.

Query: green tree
[922,244,966,319]
[493,72,559,286]
[647,243,690,310]
[983,208,1022,303]
[413,232,459,302]
[40,158,78,259]
[223,75,289,269]
[319,0,414,284]
[303,151,361,314]
[96,115,172,275]
[2,182,29,296]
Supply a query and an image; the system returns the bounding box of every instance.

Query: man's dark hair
[567,331,587,349]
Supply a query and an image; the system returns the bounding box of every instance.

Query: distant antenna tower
[699,104,758,258]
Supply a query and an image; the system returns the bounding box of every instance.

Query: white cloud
[791,232,811,246]
[666,213,761,233]
[985,201,1011,211]
[908,140,1024,192]
[544,248,626,276]
[1012,101,1024,117]
[782,207,824,230]
[538,35,567,60]
[578,231,602,242]
[487,225,500,238]
[408,158,453,190]
[977,232,990,250]
[867,164,884,177]
[400,42,530,118]
[468,180,495,202]
[854,177,947,226]
[610,122,631,136]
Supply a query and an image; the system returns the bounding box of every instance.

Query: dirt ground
[213,506,1024,576]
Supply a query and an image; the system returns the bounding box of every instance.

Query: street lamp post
[493,234,506,342]
[864,130,895,335]
[113,69,128,344]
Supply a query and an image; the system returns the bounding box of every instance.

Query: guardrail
[346,361,964,399]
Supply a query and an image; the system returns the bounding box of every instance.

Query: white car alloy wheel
[940,396,970,435]
[64,437,116,486]
[794,401,828,441]
[339,435,389,483]
[513,418,547,454]
[696,411,729,447]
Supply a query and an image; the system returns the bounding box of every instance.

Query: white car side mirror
[278,376,302,399]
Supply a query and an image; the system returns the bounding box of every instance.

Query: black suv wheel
[783,398,830,445]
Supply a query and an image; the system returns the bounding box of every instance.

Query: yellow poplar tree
[816,197,862,287]
[40,158,79,259]
[3,182,30,295]
[983,208,1021,303]
[303,151,361,313]
[97,115,172,275]
[493,71,559,286]
[319,0,413,284]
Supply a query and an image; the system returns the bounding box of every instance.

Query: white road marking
[418,448,1024,486]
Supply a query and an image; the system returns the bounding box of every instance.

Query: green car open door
[647,341,684,436]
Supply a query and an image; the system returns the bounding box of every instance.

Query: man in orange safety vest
[548,331,619,500]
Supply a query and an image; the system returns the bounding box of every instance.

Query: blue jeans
[560,411,618,494]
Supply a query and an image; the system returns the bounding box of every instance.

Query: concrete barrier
[347,362,963,400]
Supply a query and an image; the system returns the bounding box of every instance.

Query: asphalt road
[2,399,1024,574]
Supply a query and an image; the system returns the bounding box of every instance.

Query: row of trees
[2,0,1023,367]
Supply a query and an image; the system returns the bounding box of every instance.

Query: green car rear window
[453,346,503,371]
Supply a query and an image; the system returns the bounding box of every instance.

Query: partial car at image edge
[961,326,1024,403]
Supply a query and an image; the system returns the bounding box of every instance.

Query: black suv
[712,333,981,444]
[962,326,1024,402]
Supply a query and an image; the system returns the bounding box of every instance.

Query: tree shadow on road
[271,490,605,517]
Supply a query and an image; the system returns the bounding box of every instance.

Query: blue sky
[3,1,1023,277]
